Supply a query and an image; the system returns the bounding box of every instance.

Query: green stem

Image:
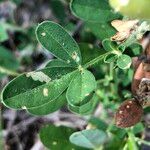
[83,52,110,69]
[127,131,138,150]
[135,137,150,146]
[0,66,19,76]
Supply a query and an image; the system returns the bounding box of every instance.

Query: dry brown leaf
[111,19,139,42]
[111,20,139,32]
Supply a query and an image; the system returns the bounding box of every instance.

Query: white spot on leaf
[43,88,49,97]
[72,52,80,62]
[52,141,57,145]
[85,93,89,96]
[26,71,51,83]
[88,44,93,49]
[41,32,46,36]
[67,60,70,64]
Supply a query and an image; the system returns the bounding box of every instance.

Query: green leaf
[66,69,97,106]
[2,67,75,109]
[89,117,108,131]
[108,125,126,139]
[86,22,116,40]
[27,92,66,116]
[132,123,144,134]
[51,0,67,24]
[36,21,82,67]
[79,43,106,65]
[104,53,117,63]
[0,46,19,77]
[70,129,108,149]
[68,93,98,115]
[126,43,143,56]
[102,39,118,52]
[117,54,132,69]
[40,125,85,150]
[0,46,19,71]
[70,0,121,23]
[0,23,8,42]
[46,59,75,68]
[127,132,138,150]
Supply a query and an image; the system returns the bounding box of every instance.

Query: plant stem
[83,52,110,69]
[0,66,19,76]
[135,137,150,146]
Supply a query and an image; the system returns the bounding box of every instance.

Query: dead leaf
[111,19,139,42]
[111,20,139,32]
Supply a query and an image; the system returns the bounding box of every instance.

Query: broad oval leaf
[66,69,97,106]
[40,125,85,150]
[36,21,82,67]
[117,54,132,69]
[70,129,108,149]
[2,67,76,109]
[27,92,66,116]
[70,0,121,22]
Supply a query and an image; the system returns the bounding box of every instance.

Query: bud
[115,99,143,128]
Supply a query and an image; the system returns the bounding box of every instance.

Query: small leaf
[89,117,108,131]
[66,69,97,106]
[36,21,82,67]
[2,67,75,109]
[70,129,108,149]
[70,0,121,22]
[39,125,85,150]
[104,53,117,63]
[0,46,19,71]
[117,54,132,69]
[108,125,126,139]
[132,123,144,134]
[102,39,117,52]
[0,46,19,78]
[0,23,8,42]
[126,43,143,56]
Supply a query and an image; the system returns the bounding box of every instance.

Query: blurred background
[0,0,150,150]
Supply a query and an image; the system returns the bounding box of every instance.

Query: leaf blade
[70,0,121,22]
[66,69,97,106]
[2,67,76,109]
[70,129,108,149]
[36,21,82,67]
